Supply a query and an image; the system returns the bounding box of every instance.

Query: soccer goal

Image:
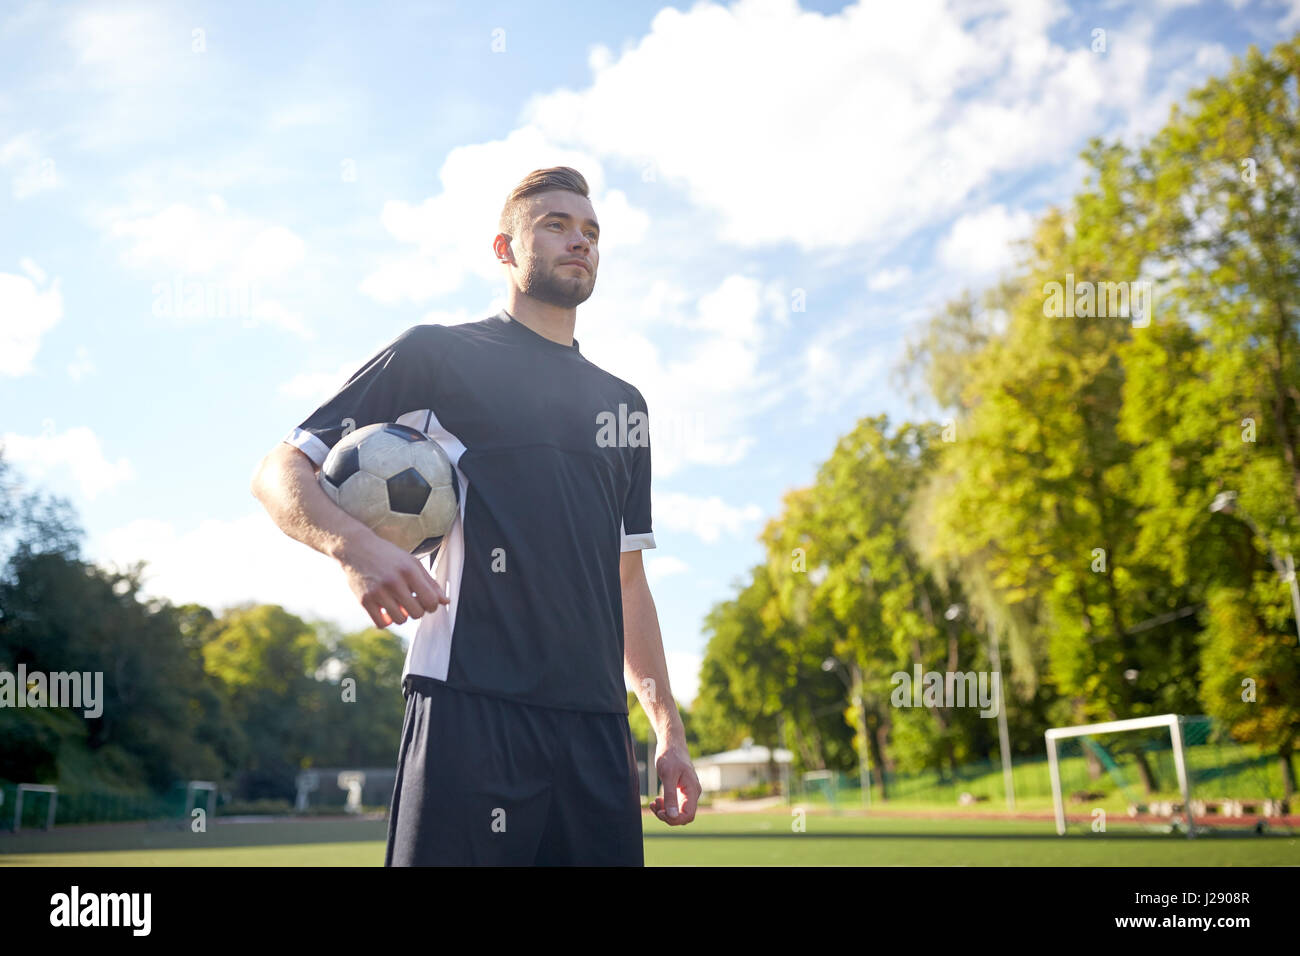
[801,770,837,809]
[1046,714,1195,839]
[184,781,217,820]
[13,784,58,832]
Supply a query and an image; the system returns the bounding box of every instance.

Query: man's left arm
[621,548,701,826]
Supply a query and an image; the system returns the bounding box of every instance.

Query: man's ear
[495,233,515,265]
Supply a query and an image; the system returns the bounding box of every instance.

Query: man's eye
[547,221,596,241]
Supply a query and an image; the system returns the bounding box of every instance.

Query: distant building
[693,738,793,793]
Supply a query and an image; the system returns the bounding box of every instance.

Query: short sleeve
[283,325,442,468]
[619,391,655,552]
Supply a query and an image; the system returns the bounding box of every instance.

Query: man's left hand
[650,741,701,826]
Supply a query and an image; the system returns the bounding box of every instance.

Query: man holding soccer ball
[250,167,699,865]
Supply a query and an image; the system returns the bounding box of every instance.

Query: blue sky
[2,0,1297,706]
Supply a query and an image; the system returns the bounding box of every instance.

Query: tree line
[0,452,409,802]
[691,36,1300,798]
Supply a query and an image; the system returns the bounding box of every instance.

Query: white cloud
[105,196,311,336]
[868,266,911,291]
[66,6,175,85]
[110,196,305,279]
[937,205,1036,279]
[663,650,701,707]
[0,132,58,198]
[0,425,133,500]
[646,555,689,582]
[279,362,360,404]
[94,513,378,632]
[651,491,763,544]
[1194,42,1233,74]
[247,300,309,337]
[2,2,47,36]
[1279,0,1300,31]
[53,4,197,152]
[359,125,649,305]
[520,0,1150,252]
[358,255,466,306]
[67,346,93,381]
[17,257,45,284]
[266,100,348,130]
[111,152,310,198]
[1107,23,1239,147]
[792,318,889,420]
[0,259,62,376]
[580,274,779,477]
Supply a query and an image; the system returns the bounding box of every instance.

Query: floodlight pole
[778,712,793,806]
[947,603,1015,809]
[986,623,1016,810]
[825,656,873,808]
[849,660,873,809]
[1286,553,1300,646]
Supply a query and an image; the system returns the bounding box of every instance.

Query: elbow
[249,455,270,501]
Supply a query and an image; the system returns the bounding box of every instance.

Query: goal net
[1046,714,1287,839]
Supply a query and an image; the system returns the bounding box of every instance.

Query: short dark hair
[498,166,591,243]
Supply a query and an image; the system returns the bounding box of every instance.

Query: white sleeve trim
[620,518,656,551]
[284,428,332,468]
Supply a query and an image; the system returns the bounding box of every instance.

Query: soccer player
[250,166,700,865]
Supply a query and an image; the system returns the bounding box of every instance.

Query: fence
[792,718,1287,811]
[0,780,191,831]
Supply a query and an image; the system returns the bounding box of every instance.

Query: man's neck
[502,295,577,347]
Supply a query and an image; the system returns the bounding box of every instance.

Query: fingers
[648,762,702,826]
[360,595,392,629]
[402,564,447,613]
[648,793,685,826]
[376,584,414,625]
[649,797,669,823]
[678,769,702,824]
[357,559,450,629]
[660,770,682,822]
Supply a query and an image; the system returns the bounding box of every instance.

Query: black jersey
[284,310,655,714]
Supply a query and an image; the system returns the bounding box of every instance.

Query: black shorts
[384,675,645,866]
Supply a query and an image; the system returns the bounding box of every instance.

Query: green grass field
[2,811,1297,866]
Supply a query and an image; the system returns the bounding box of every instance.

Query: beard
[518,252,594,308]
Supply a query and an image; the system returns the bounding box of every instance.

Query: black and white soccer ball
[319,422,459,558]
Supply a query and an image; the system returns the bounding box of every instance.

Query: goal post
[1045,714,1195,839]
[184,781,217,820]
[801,770,837,809]
[14,784,58,832]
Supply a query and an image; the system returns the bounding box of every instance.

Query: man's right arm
[249,442,448,629]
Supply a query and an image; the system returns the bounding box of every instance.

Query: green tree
[201,604,329,799]
[313,626,408,767]
[1117,37,1300,792]
[0,445,232,792]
